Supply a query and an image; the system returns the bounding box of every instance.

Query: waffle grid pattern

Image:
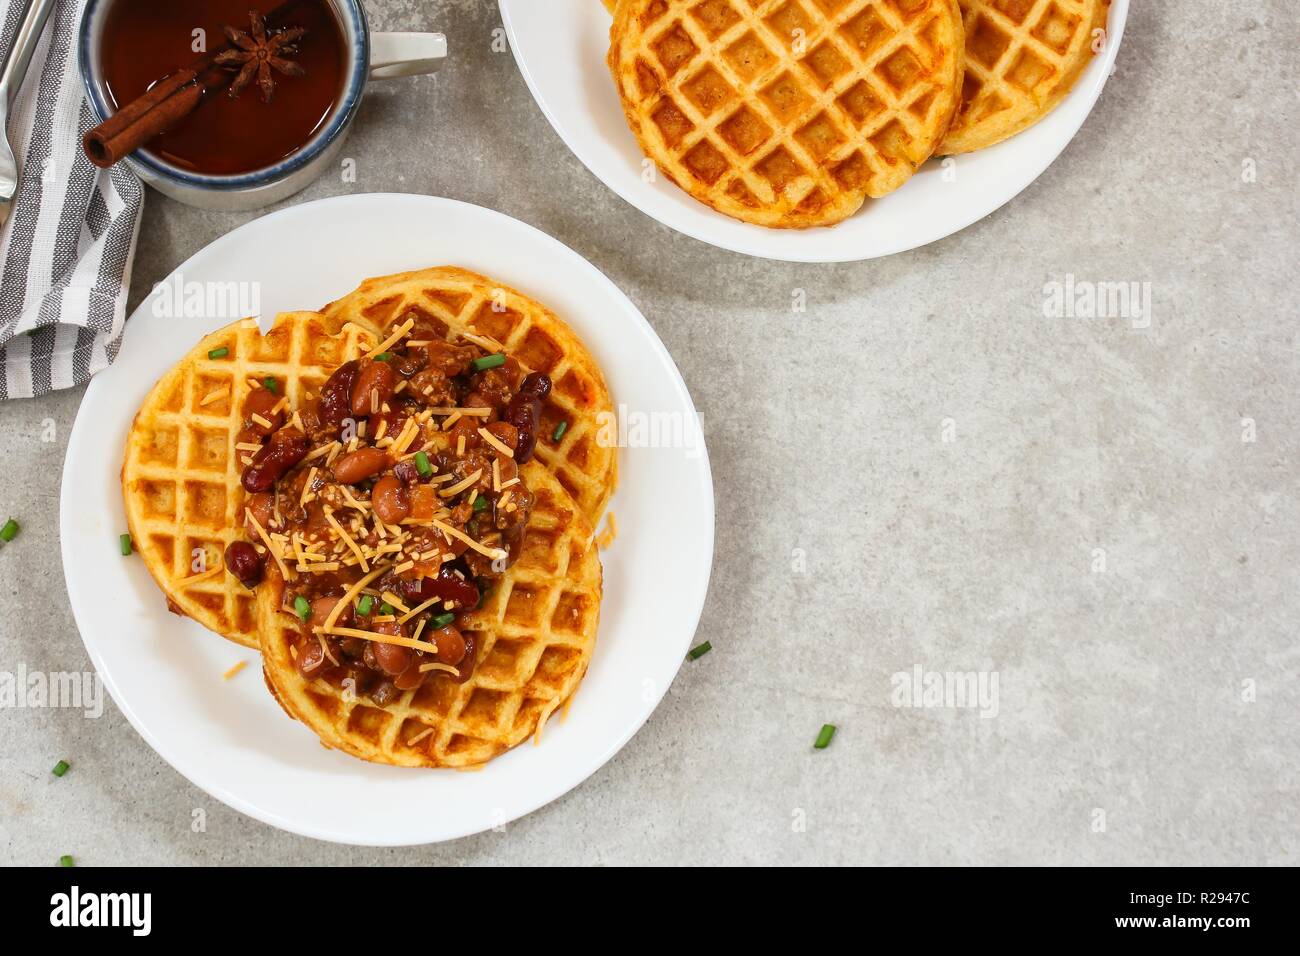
[609,0,964,227]
[941,0,1108,153]
[122,315,375,647]
[260,461,602,768]
[322,266,617,526]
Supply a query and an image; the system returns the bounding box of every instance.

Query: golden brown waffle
[121,313,376,648]
[258,460,602,768]
[321,266,617,526]
[608,0,965,228]
[940,0,1110,154]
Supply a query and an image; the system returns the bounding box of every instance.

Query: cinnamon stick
[82,0,308,170]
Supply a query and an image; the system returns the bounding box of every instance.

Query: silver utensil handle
[0,0,57,111]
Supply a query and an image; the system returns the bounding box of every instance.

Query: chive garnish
[293,596,311,620]
[431,612,456,629]
[119,533,132,556]
[552,421,568,442]
[374,352,392,362]
[262,376,278,393]
[813,724,836,750]
[380,602,395,616]
[472,495,488,513]
[687,641,711,661]
[52,760,70,777]
[207,346,229,360]
[471,354,506,372]
[59,855,74,867]
[356,595,374,616]
[414,451,432,477]
[0,518,18,542]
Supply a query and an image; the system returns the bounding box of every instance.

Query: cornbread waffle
[322,266,617,525]
[607,0,965,228]
[121,313,376,648]
[940,0,1110,154]
[258,460,602,768]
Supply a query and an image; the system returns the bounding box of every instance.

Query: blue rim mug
[79,0,446,211]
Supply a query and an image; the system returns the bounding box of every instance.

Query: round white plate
[499,0,1128,262]
[60,194,714,845]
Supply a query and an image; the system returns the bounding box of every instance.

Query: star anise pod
[215,10,307,104]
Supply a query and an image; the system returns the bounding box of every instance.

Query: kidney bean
[224,541,265,588]
[373,640,413,677]
[243,386,284,435]
[351,360,396,417]
[394,347,427,377]
[431,625,466,666]
[370,680,400,706]
[319,360,360,430]
[504,372,551,463]
[398,565,479,610]
[452,632,476,684]
[393,661,426,691]
[309,595,354,630]
[297,638,325,676]
[332,447,391,484]
[241,429,309,493]
[371,475,410,525]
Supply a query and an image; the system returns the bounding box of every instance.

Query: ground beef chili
[225,310,551,705]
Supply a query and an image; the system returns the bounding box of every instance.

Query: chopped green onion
[293,596,311,620]
[373,352,392,362]
[52,760,70,777]
[380,602,395,616]
[471,354,506,372]
[414,451,432,477]
[552,421,568,442]
[207,346,229,360]
[262,376,278,393]
[687,641,711,661]
[475,586,491,610]
[0,518,18,542]
[472,495,488,513]
[119,533,133,556]
[356,595,374,616]
[59,855,74,867]
[813,724,836,750]
[430,611,456,629]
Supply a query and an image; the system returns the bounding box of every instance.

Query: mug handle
[369,33,448,79]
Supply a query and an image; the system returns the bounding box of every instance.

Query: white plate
[60,194,714,845]
[499,0,1128,262]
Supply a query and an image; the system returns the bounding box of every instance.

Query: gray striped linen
[0,0,143,400]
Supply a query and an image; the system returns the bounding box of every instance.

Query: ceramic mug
[78,0,446,211]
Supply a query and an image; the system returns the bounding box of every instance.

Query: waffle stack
[602,0,1112,227]
[122,269,617,768]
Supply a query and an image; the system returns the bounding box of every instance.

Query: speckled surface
[1,0,1297,865]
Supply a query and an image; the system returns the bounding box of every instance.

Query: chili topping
[226,311,552,707]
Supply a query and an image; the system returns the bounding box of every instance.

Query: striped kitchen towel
[0,0,143,399]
